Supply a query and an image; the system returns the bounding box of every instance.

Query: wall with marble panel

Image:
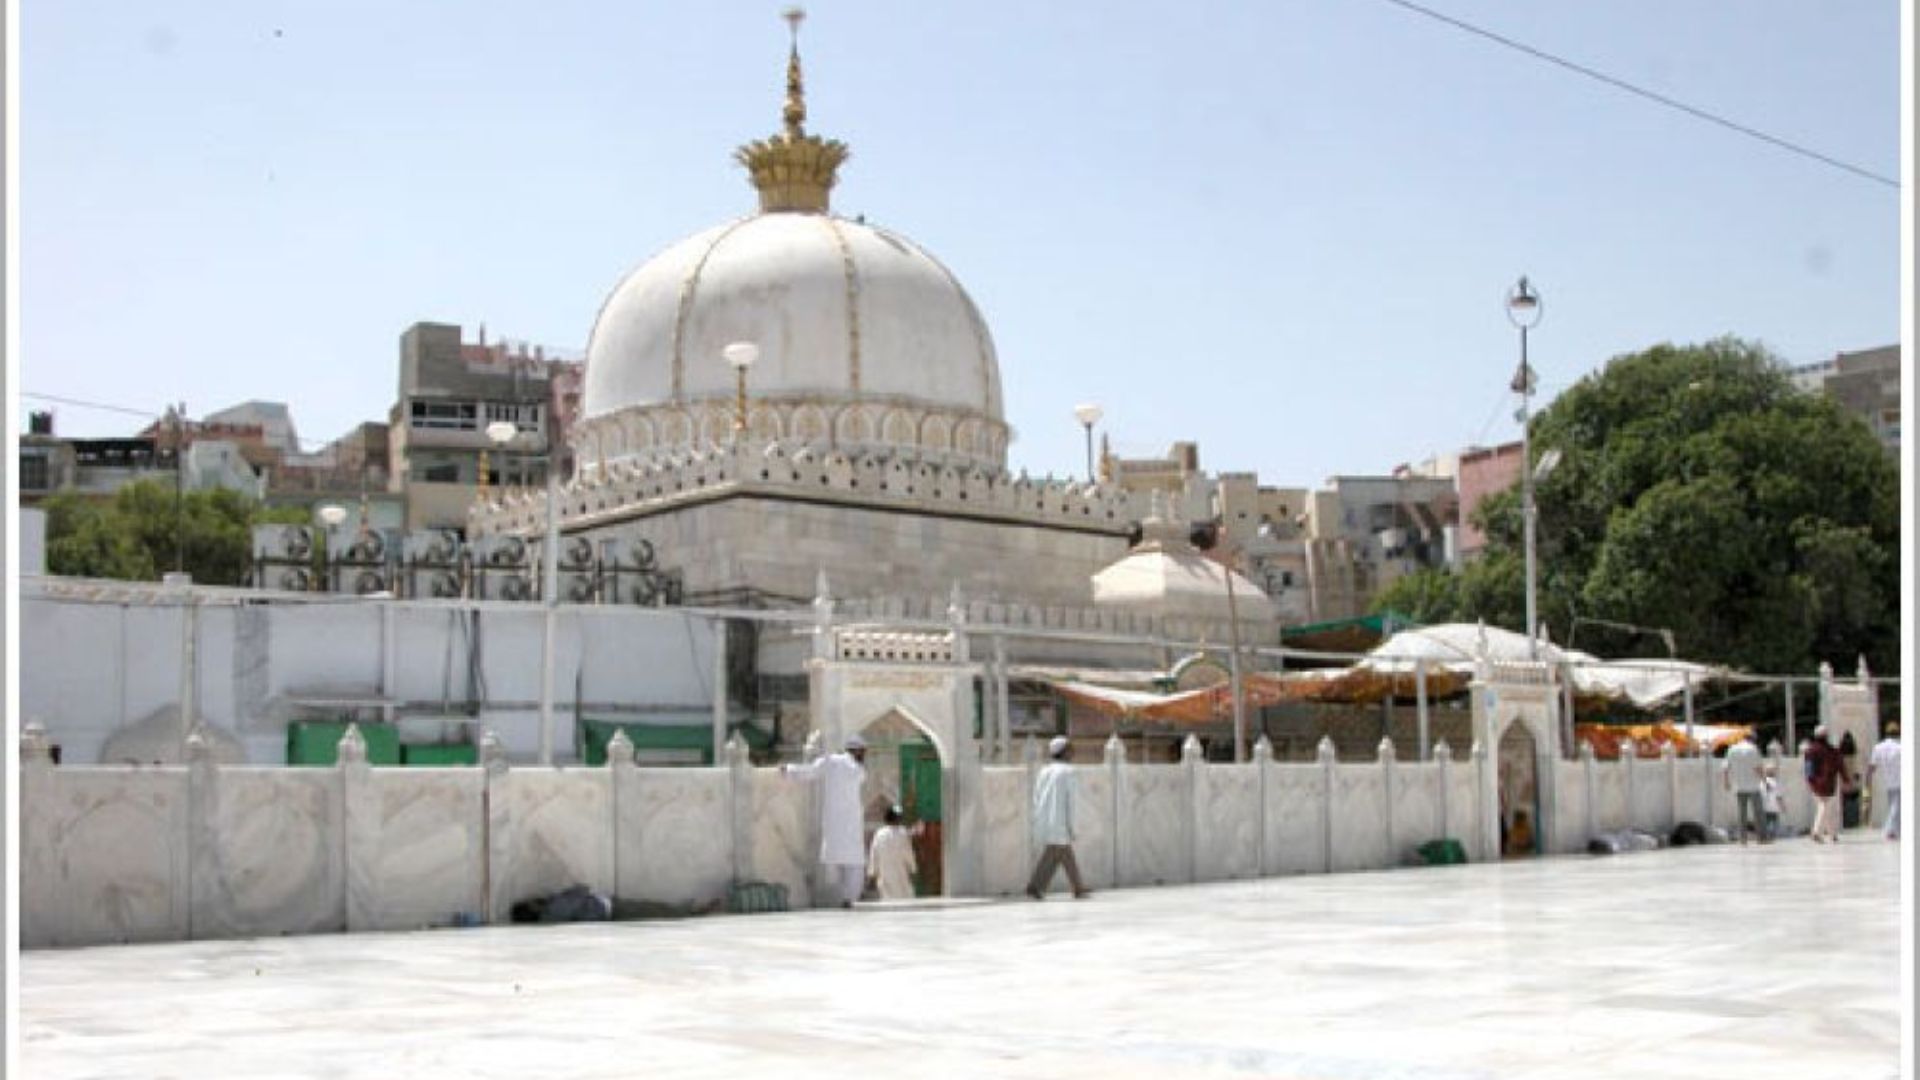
[1122,765,1188,887]
[351,768,485,932]
[493,770,614,912]
[20,766,190,947]
[1195,764,1260,882]
[194,767,346,939]
[1265,761,1328,875]
[1390,762,1443,863]
[1328,764,1388,872]
[977,767,1032,895]
[1627,755,1674,833]
[1549,760,1588,855]
[747,770,814,903]
[1672,760,1709,832]
[616,767,733,904]
[1071,767,1117,889]
[1592,758,1629,835]
[1443,757,1486,862]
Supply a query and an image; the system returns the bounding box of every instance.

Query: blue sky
[20,1,1902,485]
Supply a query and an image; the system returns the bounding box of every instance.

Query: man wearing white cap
[1026,735,1091,900]
[782,734,870,907]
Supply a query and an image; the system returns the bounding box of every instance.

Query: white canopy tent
[1359,623,1722,708]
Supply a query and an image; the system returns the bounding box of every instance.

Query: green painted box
[401,743,479,767]
[286,720,401,766]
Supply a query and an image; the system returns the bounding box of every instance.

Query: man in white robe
[1026,736,1091,900]
[781,734,869,907]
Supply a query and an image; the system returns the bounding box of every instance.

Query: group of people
[1723,722,1901,844]
[780,732,1093,906]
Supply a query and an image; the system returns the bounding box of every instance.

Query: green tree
[44,480,303,586]
[1459,337,1898,674]
[43,492,155,580]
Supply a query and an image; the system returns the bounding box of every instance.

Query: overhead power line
[23,390,340,450]
[22,391,162,421]
[1378,0,1899,190]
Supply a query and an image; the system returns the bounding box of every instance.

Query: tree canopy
[43,481,307,586]
[1373,338,1899,676]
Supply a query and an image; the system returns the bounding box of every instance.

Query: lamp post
[315,503,348,591]
[1073,403,1103,482]
[724,341,760,438]
[488,418,563,765]
[1506,275,1544,660]
[172,401,188,575]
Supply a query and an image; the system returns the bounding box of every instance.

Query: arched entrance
[852,707,946,896]
[1498,720,1541,858]
[807,628,981,899]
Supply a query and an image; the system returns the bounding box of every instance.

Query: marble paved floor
[20,837,1905,1080]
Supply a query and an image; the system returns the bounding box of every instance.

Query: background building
[1789,344,1900,454]
[1454,441,1523,561]
[390,322,579,531]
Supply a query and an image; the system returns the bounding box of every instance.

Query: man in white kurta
[780,735,869,907]
[1026,736,1090,899]
[867,805,918,900]
[1867,724,1901,840]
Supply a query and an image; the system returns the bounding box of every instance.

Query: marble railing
[19,720,1824,949]
[468,437,1137,539]
[1544,740,1819,855]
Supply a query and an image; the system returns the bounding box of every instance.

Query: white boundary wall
[23,718,1821,949]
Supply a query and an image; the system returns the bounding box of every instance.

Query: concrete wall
[20,586,717,766]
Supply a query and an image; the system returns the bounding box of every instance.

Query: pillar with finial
[734,7,850,214]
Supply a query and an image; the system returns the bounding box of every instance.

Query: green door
[899,740,941,822]
[899,740,943,897]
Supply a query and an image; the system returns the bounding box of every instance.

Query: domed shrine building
[469,23,1140,612]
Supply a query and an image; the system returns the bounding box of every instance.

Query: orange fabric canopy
[1574,721,1754,760]
[1054,668,1472,727]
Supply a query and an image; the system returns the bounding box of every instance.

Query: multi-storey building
[1789,345,1900,454]
[389,323,579,532]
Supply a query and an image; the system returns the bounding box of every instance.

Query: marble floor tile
[21,838,1904,1079]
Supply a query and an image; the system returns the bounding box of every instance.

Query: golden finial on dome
[735,6,848,214]
[782,6,807,137]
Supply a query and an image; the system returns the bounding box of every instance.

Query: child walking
[867,805,919,901]
[1759,768,1784,841]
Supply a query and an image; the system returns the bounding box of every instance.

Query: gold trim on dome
[869,222,999,416]
[735,7,848,214]
[821,216,863,392]
[669,218,754,402]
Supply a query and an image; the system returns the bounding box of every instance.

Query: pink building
[1455,442,1522,560]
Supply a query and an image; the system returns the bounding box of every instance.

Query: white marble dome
[578,212,1009,473]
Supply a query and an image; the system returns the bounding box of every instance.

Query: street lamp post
[487,418,563,765]
[1506,276,1544,660]
[1073,403,1103,482]
[172,402,188,575]
[724,341,760,437]
[316,503,348,592]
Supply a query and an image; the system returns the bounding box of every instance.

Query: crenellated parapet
[566,397,1011,477]
[468,434,1135,540]
[832,594,1274,650]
